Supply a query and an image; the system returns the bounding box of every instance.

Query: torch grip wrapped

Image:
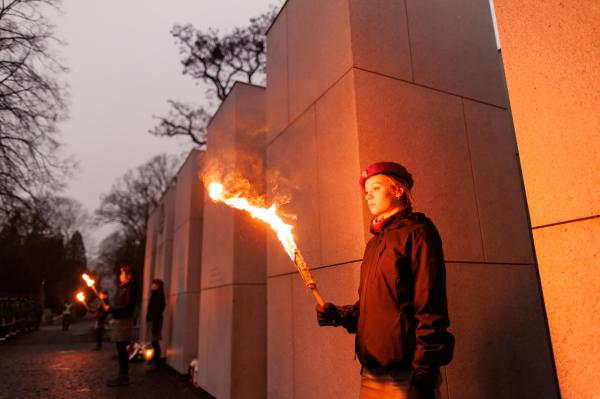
[294,250,325,306]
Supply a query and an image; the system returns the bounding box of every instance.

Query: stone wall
[195,83,267,399]
[492,1,600,397]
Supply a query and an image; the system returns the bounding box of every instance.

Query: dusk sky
[50,0,280,254]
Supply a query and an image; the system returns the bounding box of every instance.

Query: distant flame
[208,182,297,259]
[143,347,155,361]
[82,273,95,287]
[76,292,85,303]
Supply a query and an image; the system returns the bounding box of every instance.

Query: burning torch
[75,291,89,310]
[81,273,106,306]
[208,182,325,306]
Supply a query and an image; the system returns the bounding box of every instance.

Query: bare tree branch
[0,0,69,214]
[150,8,276,147]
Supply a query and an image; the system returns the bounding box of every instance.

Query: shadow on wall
[446,263,558,399]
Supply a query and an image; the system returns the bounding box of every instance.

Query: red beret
[359,161,413,190]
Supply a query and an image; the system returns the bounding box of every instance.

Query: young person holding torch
[316,162,454,399]
[104,265,138,387]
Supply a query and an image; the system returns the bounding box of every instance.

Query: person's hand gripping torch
[75,291,89,310]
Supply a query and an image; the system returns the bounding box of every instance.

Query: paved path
[0,318,204,399]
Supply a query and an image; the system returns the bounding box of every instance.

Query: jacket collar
[370,208,412,235]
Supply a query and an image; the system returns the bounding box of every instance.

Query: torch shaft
[293,250,325,306]
[311,286,325,306]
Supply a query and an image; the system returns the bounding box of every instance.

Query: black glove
[315,302,342,327]
[408,368,439,399]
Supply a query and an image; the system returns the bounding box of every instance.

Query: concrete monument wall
[140,186,176,358]
[265,1,557,398]
[492,2,600,397]
[140,209,158,342]
[167,150,204,373]
[196,83,267,399]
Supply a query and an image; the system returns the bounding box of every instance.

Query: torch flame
[208,182,297,259]
[82,273,95,287]
[76,292,85,303]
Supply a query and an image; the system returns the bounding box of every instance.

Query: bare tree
[0,0,69,214]
[149,8,276,147]
[149,100,210,148]
[95,154,180,244]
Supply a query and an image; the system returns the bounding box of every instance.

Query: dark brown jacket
[110,281,138,319]
[341,210,454,374]
[146,290,166,333]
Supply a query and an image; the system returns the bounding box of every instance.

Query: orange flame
[76,292,85,303]
[208,182,297,259]
[82,273,95,287]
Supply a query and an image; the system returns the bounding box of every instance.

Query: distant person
[104,266,138,387]
[315,162,454,399]
[145,279,166,372]
[93,290,110,350]
[61,300,72,331]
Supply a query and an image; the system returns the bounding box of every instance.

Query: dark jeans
[95,327,104,349]
[115,341,129,376]
[151,340,161,367]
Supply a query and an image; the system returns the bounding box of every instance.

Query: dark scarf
[370,208,411,233]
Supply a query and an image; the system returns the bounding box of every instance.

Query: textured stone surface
[532,218,600,399]
[140,210,158,341]
[492,3,599,397]
[286,0,353,121]
[493,0,600,227]
[167,292,200,373]
[354,69,484,262]
[173,151,204,232]
[167,151,204,374]
[291,262,362,398]
[267,275,294,399]
[446,262,558,399]
[233,211,267,285]
[197,83,267,398]
[407,0,506,107]
[348,0,412,81]
[196,286,233,399]
[200,195,234,289]
[266,107,321,276]
[149,187,177,349]
[266,9,289,142]
[463,99,534,264]
[314,71,365,266]
[231,284,267,399]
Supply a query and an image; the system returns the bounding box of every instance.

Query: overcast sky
[51,0,280,253]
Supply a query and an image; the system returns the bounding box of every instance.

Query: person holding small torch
[316,162,454,399]
[103,265,138,387]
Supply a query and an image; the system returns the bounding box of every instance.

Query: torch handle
[311,286,325,306]
[89,286,107,307]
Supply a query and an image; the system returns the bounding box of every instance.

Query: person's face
[119,270,130,284]
[151,282,158,291]
[364,175,401,217]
